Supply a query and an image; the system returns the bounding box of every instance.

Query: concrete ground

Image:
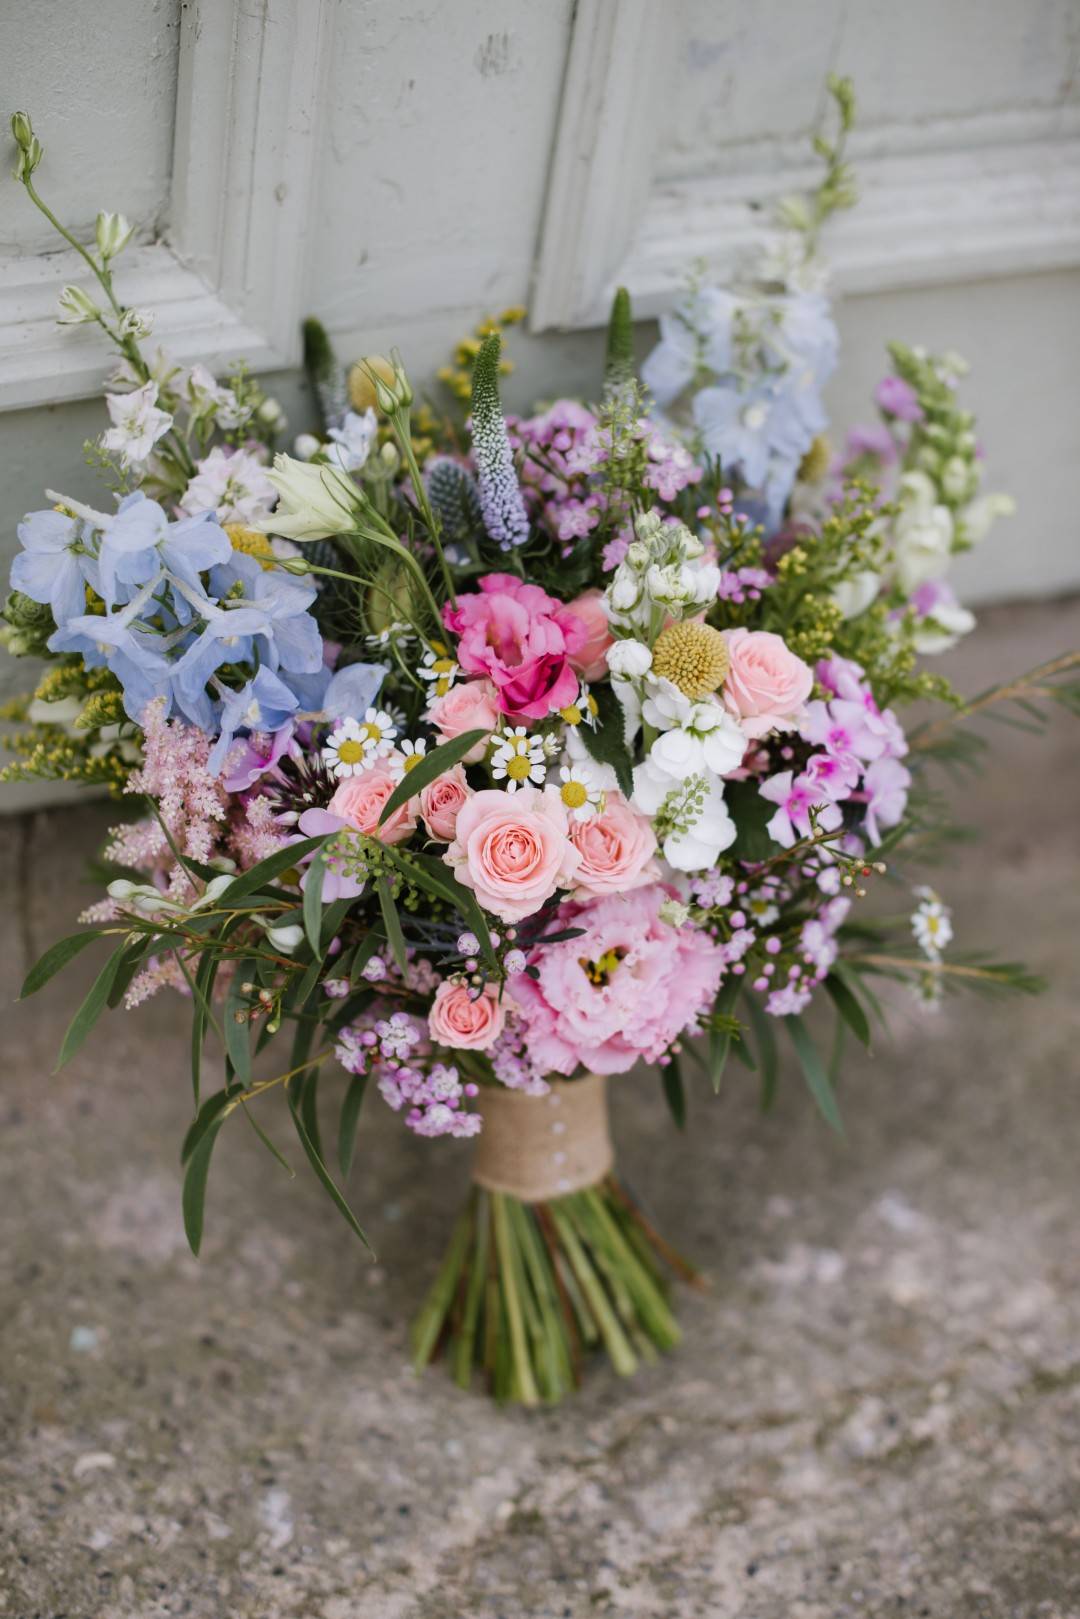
[1,597,1078,1619]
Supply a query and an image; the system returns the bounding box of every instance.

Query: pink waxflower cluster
[508,885,726,1078]
[335,1007,481,1139]
[760,654,911,849]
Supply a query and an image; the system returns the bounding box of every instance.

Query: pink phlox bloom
[801,746,861,801]
[861,757,912,846]
[758,770,843,848]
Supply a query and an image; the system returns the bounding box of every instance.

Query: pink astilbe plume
[106,698,229,898]
[230,793,289,869]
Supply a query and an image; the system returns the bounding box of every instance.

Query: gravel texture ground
[1,597,1078,1619]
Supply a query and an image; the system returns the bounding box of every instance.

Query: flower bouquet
[6,91,1078,1404]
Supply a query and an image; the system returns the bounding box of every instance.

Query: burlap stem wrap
[471,1074,613,1202]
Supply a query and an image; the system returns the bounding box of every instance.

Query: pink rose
[565,588,613,683]
[419,764,472,842]
[443,573,587,720]
[428,678,500,763]
[509,887,725,1076]
[722,628,813,740]
[326,756,417,845]
[428,979,505,1051]
[445,784,580,923]
[569,791,659,898]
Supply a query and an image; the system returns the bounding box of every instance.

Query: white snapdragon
[830,568,881,620]
[632,763,736,871]
[961,491,1016,544]
[893,471,954,594]
[910,597,976,655]
[325,409,378,474]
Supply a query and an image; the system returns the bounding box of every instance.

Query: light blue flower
[279,658,387,718]
[48,607,178,722]
[11,508,100,628]
[208,667,300,774]
[642,289,738,407]
[208,550,323,675]
[96,491,231,611]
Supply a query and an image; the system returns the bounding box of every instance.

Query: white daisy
[420,643,460,698]
[745,888,780,927]
[365,620,414,650]
[322,709,398,778]
[491,726,546,791]
[556,763,604,822]
[556,680,599,730]
[399,737,429,774]
[911,888,953,959]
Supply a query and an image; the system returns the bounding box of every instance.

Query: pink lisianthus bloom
[418,764,472,842]
[443,574,587,720]
[428,979,505,1051]
[564,587,614,682]
[861,757,912,845]
[758,770,843,848]
[568,790,659,899]
[721,628,814,739]
[444,784,580,923]
[427,677,500,762]
[508,886,725,1077]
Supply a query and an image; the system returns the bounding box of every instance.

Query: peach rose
[445,784,580,923]
[569,791,659,898]
[565,588,614,683]
[721,628,813,740]
[419,763,472,842]
[428,677,500,763]
[327,756,417,845]
[428,979,505,1051]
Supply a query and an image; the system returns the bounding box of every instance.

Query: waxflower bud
[95,211,134,261]
[56,284,101,325]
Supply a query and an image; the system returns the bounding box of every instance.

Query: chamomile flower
[557,680,600,729]
[556,763,604,821]
[911,887,953,959]
[745,887,780,927]
[420,642,460,698]
[322,708,397,778]
[365,620,414,650]
[399,736,429,773]
[491,726,547,791]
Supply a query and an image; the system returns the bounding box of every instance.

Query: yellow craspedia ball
[225,523,276,569]
[651,621,730,699]
[348,355,396,413]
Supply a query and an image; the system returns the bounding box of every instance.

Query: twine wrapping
[471,1074,613,1202]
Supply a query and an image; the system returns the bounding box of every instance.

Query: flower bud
[95,210,134,261]
[348,355,396,414]
[609,572,640,612]
[266,923,304,953]
[257,397,285,429]
[379,440,400,473]
[293,432,321,461]
[118,307,154,339]
[56,284,101,325]
[605,638,652,678]
[10,112,42,180]
[625,540,650,570]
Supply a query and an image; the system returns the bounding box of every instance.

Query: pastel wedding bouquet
[6,87,1077,1403]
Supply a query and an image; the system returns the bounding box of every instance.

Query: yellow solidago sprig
[437,308,525,403]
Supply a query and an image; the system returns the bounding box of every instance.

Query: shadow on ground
[1,599,1078,1618]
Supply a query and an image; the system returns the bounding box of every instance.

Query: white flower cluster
[606,510,721,635]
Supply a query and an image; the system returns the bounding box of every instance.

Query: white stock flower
[831,569,881,620]
[911,598,976,655]
[893,472,954,595]
[632,763,735,871]
[961,491,1016,544]
[261,454,364,541]
[101,380,173,469]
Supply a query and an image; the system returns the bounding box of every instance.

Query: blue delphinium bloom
[208,667,301,774]
[96,491,231,611]
[641,287,738,408]
[11,508,100,627]
[208,550,323,676]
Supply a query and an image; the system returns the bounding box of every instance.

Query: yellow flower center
[435,677,453,696]
[651,621,730,699]
[225,523,276,569]
[431,657,455,674]
[336,738,366,765]
[558,704,582,726]
[561,780,588,809]
[403,751,423,772]
[506,755,532,782]
[361,720,383,742]
[579,947,625,986]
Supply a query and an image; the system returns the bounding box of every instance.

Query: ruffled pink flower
[443,574,587,720]
[509,886,725,1076]
[419,764,472,842]
[428,979,505,1051]
[428,677,501,763]
[568,791,658,898]
[564,588,614,683]
[444,784,580,923]
[722,628,813,739]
